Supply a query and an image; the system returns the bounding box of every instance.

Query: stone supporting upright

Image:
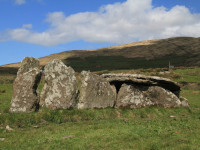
[78,71,116,109]
[10,57,41,113]
[40,59,78,109]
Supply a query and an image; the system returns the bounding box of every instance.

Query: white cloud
[14,0,26,5]
[3,0,200,46]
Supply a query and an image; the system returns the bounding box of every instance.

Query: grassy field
[172,68,200,83]
[0,68,200,150]
[0,67,17,84]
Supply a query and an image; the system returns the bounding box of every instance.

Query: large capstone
[78,71,115,109]
[102,73,181,97]
[102,73,189,108]
[40,59,78,109]
[10,57,41,113]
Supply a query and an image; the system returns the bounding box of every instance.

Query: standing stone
[10,57,41,113]
[78,71,115,109]
[40,59,78,109]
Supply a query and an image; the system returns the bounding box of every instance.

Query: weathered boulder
[116,84,153,108]
[78,71,115,109]
[40,59,78,109]
[145,86,182,108]
[116,84,182,108]
[10,57,41,113]
[102,73,189,108]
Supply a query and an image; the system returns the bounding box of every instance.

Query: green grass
[0,67,17,84]
[0,83,13,113]
[172,68,200,83]
[1,115,199,150]
[0,75,16,84]
[0,89,200,149]
[0,68,200,149]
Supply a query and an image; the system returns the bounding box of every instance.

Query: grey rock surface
[78,71,115,109]
[17,57,40,75]
[40,59,78,109]
[179,96,190,107]
[10,57,41,113]
[102,73,188,108]
[116,84,153,108]
[102,73,181,97]
[146,86,182,108]
[116,84,182,108]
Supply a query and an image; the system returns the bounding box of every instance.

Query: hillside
[1,37,200,72]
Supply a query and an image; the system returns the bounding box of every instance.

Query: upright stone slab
[78,71,115,109]
[40,59,78,109]
[10,57,41,113]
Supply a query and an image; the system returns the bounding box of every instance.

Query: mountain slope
[2,37,200,72]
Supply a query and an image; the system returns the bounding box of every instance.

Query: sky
[0,0,200,66]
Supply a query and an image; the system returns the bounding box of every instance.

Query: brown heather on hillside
[1,37,200,72]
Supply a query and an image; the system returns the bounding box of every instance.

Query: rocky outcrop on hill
[40,60,78,110]
[102,73,188,108]
[77,71,115,109]
[10,57,41,113]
